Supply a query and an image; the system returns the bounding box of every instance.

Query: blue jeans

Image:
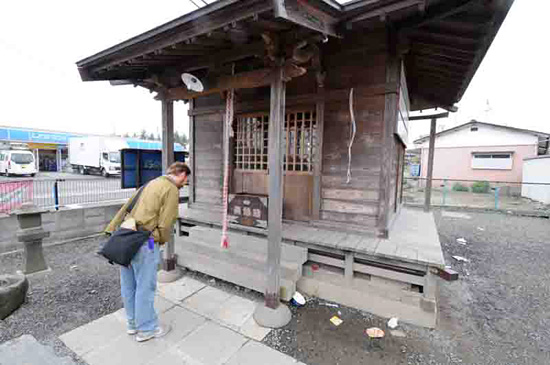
[120,242,160,334]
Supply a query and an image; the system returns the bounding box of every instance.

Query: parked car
[0,150,37,177]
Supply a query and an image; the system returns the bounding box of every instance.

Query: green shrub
[452,182,469,192]
[471,181,490,194]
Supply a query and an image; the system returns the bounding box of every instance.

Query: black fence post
[53,180,59,211]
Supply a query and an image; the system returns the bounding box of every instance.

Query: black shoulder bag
[98,186,151,267]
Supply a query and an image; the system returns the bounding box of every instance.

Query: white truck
[69,136,129,177]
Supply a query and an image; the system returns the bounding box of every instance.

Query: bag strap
[126,183,147,214]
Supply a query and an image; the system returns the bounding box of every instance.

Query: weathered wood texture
[194,96,224,206]
[312,93,325,220]
[187,30,407,235]
[424,118,437,212]
[319,51,386,230]
[188,99,196,205]
[377,44,400,238]
[161,100,175,174]
[266,67,285,308]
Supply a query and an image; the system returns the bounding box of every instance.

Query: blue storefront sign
[0,128,73,145]
[0,127,185,151]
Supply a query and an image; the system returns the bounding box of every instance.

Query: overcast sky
[0,0,547,142]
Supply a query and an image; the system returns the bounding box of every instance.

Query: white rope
[221,89,234,248]
[347,88,357,184]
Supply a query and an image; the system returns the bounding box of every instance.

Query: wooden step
[175,237,297,301]
[177,236,303,282]
[189,226,308,264]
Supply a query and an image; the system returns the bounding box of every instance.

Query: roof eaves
[76,0,241,68]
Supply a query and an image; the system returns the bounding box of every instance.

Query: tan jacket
[105,176,180,243]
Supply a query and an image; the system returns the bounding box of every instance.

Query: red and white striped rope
[221,89,234,249]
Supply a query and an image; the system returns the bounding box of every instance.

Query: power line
[188,0,201,8]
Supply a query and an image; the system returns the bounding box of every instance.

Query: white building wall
[522,156,550,204]
[419,124,539,149]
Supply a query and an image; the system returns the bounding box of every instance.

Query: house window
[470,126,478,132]
[471,153,513,170]
[234,110,317,172]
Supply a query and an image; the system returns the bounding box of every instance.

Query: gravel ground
[0,236,121,364]
[2,210,549,365]
[263,209,550,365]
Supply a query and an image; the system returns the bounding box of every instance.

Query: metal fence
[0,179,136,214]
[403,177,550,213]
[0,178,191,215]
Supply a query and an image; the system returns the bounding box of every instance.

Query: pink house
[414,121,550,183]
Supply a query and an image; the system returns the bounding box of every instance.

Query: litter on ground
[321,302,339,308]
[330,316,343,326]
[366,327,385,338]
[452,255,470,262]
[477,227,485,231]
[456,238,467,245]
[388,317,399,329]
[291,292,306,307]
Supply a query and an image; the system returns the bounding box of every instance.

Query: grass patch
[472,181,490,194]
[452,182,469,192]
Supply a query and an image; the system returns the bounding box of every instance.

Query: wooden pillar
[161,100,175,173]
[188,99,196,205]
[424,118,437,212]
[161,99,176,271]
[377,52,400,238]
[265,66,285,309]
[312,89,325,220]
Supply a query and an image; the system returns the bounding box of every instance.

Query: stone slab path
[0,334,77,365]
[60,277,305,365]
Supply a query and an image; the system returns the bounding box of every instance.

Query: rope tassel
[221,89,234,249]
[347,88,357,184]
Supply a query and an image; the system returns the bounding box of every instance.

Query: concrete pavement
[60,277,305,365]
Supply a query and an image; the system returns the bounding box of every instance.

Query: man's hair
[167,162,191,176]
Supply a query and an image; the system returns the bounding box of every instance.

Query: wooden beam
[342,0,381,12]
[179,41,265,72]
[413,53,471,66]
[415,66,466,78]
[348,0,424,24]
[161,63,305,100]
[265,65,285,309]
[273,0,339,37]
[413,48,473,62]
[408,112,448,121]
[414,92,457,112]
[397,0,479,31]
[409,29,479,46]
[415,58,470,72]
[412,41,477,55]
[424,118,437,212]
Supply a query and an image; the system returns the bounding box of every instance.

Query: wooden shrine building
[77,0,514,327]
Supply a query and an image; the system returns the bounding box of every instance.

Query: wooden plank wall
[318,38,387,230]
[187,31,406,235]
[193,94,224,207]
